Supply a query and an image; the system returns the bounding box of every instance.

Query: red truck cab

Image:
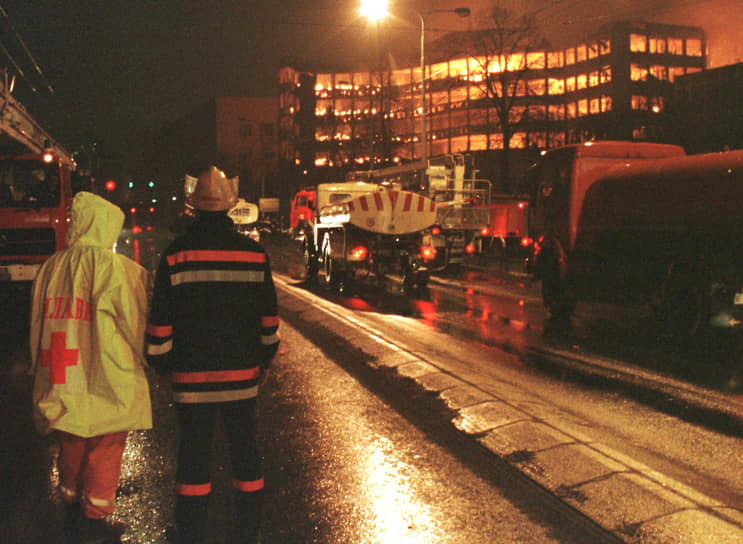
[0,151,76,294]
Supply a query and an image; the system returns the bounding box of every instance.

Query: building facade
[152,96,280,206]
[278,21,706,190]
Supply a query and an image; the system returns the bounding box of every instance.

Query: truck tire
[659,267,710,339]
[541,262,575,321]
[303,241,317,281]
[322,244,340,289]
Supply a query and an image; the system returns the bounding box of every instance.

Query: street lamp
[360,1,470,166]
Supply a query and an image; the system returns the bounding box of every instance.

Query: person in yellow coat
[29,191,152,543]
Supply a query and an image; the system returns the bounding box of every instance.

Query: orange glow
[521,237,533,247]
[43,152,54,163]
[132,225,142,234]
[350,245,368,260]
[421,246,436,260]
[431,226,441,236]
[480,227,489,237]
[465,243,476,255]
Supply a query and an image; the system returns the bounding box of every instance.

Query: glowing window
[449,58,468,78]
[632,95,648,110]
[527,79,546,95]
[576,45,587,62]
[589,71,599,87]
[668,38,683,55]
[527,52,546,69]
[630,33,647,52]
[588,43,599,59]
[649,38,666,54]
[548,78,565,95]
[511,132,527,149]
[489,133,503,149]
[590,98,600,114]
[548,51,564,68]
[567,103,577,119]
[470,134,487,150]
[650,65,667,80]
[577,74,587,90]
[631,64,648,81]
[566,77,576,93]
[601,95,613,112]
[686,38,703,56]
[599,40,611,55]
[565,48,575,65]
[548,104,565,120]
[578,99,588,116]
[600,66,612,84]
[669,66,685,82]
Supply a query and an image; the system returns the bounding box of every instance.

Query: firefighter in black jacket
[147,166,279,544]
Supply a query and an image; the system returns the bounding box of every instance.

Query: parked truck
[526,140,743,337]
[298,181,438,292]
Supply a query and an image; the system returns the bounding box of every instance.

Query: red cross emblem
[40,332,79,385]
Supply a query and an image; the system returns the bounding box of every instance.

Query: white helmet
[191,166,239,211]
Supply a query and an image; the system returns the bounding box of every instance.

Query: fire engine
[289,187,316,241]
[298,181,437,293]
[0,79,79,301]
[527,140,743,338]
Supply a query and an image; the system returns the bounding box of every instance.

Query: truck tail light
[431,226,441,235]
[480,226,489,237]
[421,246,436,260]
[350,245,368,260]
[465,242,476,255]
[521,237,533,247]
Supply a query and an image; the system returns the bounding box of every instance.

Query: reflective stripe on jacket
[146,213,279,404]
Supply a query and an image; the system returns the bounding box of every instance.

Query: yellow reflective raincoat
[30,191,152,437]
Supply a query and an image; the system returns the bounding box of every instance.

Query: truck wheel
[660,268,710,339]
[322,245,340,289]
[303,242,317,281]
[542,266,575,321]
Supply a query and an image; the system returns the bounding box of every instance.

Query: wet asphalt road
[1,318,614,543]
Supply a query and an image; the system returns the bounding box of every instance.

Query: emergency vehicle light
[350,245,368,260]
[421,246,436,260]
[43,152,54,163]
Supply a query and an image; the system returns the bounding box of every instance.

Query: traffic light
[148,181,155,188]
[105,180,116,192]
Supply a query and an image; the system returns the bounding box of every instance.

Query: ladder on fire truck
[0,69,72,164]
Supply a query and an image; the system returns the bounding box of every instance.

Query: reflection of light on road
[347,296,374,311]
[363,436,438,543]
[412,299,437,328]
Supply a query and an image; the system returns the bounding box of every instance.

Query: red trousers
[56,430,128,519]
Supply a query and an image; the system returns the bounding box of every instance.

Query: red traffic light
[105,180,116,191]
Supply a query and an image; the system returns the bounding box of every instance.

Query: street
[2,233,743,543]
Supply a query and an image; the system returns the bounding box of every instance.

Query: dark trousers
[174,399,263,544]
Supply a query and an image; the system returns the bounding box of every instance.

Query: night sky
[0,0,738,178]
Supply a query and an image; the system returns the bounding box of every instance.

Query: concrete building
[152,96,280,205]
[278,21,706,192]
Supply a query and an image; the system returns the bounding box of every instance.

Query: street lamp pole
[360,2,469,167]
[417,8,470,168]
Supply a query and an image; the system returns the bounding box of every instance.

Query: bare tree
[464,3,549,191]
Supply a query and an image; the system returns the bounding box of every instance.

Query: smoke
[440,0,740,67]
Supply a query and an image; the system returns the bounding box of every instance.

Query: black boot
[77,515,127,543]
[63,502,82,543]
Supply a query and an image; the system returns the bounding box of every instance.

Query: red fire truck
[0,86,79,301]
